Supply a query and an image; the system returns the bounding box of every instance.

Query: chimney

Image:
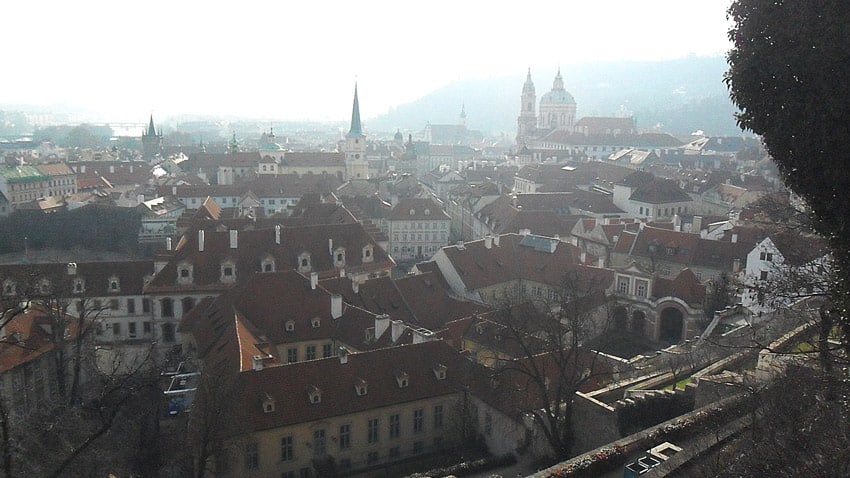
[129,164,133,173]
[554,234,561,242]
[230,230,238,249]
[81,165,85,173]
[310,272,318,290]
[391,320,405,342]
[493,235,500,247]
[598,256,605,268]
[375,314,390,338]
[172,186,177,195]
[198,230,205,252]
[352,280,359,294]
[166,237,172,251]
[275,224,281,244]
[733,258,741,273]
[484,235,492,249]
[693,215,703,233]
[331,294,343,319]
[339,268,345,278]
[109,165,114,174]
[520,228,531,236]
[252,355,265,371]
[580,251,587,263]
[456,240,465,250]
[338,346,349,364]
[413,328,435,344]
[328,238,334,257]
[731,233,738,243]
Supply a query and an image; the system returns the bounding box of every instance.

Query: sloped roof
[437,234,613,291]
[387,197,450,221]
[145,223,394,293]
[652,269,706,306]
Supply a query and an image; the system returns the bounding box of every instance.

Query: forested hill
[369,56,741,137]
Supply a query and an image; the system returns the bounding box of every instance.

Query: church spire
[347,83,364,138]
[146,115,157,137]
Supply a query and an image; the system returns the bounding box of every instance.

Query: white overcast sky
[4,0,732,123]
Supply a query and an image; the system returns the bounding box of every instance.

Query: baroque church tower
[537,68,577,132]
[344,83,369,181]
[516,68,537,146]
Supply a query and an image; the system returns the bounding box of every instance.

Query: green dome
[540,89,576,105]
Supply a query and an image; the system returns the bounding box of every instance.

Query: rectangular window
[339,424,350,450]
[617,277,629,294]
[287,348,298,364]
[127,298,135,314]
[368,418,379,443]
[434,405,444,429]
[485,412,493,435]
[306,345,316,361]
[281,435,294,462]
[412,441,424,455]
[389,446,400,459]
[109,299,119,310]
[760,270,769,280]
[112,323,121,336]
[143,322,152,334]
[367,451,379,465]
[413,409,424,433]
[282,471,295,478]
[245,442,259,470]
[299,468,312,478]
[389,413,400,439]
[128,322,137,338]
[313,429,326,457]
[322,344,332,358]
[142,298,151,313]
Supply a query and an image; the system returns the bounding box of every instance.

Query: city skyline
[5,0,732,122]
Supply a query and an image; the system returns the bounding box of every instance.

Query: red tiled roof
[652,269,706,306]
[146,222,394,293]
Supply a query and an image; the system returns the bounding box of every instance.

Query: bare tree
[486,268,616,461]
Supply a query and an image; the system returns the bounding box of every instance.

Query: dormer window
[395,370,409,388]
[355,378,368,396]
[73,278,85,294]
[409,209,415,216]
[285,320,295,332]
[307,385,322,404]
[263,393,275,413]
[108,275,120,293]
[311,318,321,329]
[2,281,15,296]
[433,363,447,380]
[220,260,236,283]
[297,252,312,273]
[177,262,193,285]
[260,255,275,273]
[362,244,374,263]
[39,279,51,295]
[333,247,346,268]
[424,209,430,216]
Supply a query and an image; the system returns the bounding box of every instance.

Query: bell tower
[344,83,369,181]
[516,68,537,146]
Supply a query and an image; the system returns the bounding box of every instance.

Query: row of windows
[394,233,448,242]
[397,222,447,230]
[253,407,444,472]
[639,205,688,217]
[286,343,334,363]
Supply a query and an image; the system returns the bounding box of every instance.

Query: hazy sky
[4,0,732,123]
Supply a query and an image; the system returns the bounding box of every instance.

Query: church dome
[259,141,282,151]
[540,89,576,105]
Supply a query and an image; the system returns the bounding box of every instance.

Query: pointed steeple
[146,115,157,137]
[522,67,535,95]
[347,83,364,138]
